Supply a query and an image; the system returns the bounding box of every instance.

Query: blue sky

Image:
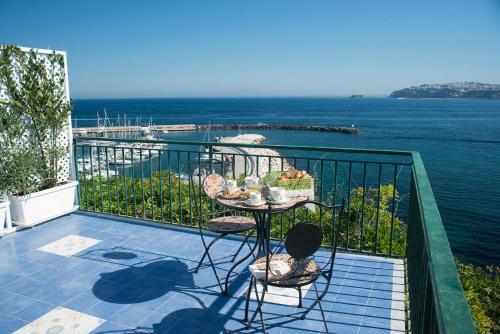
[1,0,499,98]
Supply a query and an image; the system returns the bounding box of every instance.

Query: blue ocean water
[72,97,500,266]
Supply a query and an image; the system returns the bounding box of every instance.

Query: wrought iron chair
[190,158,257,295]
[244,199,344,333]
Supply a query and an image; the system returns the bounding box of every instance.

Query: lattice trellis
[0,47,73,184]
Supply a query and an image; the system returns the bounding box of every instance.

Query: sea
[72,97,500,266]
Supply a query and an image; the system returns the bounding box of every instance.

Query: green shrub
[456,260,500,334]
[80,171,213,225]
[80,172,405,256]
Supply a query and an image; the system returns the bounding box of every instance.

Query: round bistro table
[215,194,309,295]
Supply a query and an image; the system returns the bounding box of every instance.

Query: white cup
[226,179,238,191]
[249,192,262,204]
[245,176,259,188]
[270,187,286,202]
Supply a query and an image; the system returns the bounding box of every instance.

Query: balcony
[0,138,475,333]
[1,212,406,333]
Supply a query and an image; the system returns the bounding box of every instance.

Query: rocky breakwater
[197,124,359,134]
[215,134,290,177]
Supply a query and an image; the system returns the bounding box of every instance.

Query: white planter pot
[9,181,79,227]
[0,200,15,236]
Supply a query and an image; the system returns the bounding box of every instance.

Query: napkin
[249,259,290,280]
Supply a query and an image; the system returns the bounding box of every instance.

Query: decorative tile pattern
[13,306,104,334]
[38,235,101,257]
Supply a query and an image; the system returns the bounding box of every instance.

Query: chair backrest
[189,158,227,225]
[202,173,225,199]
[285,223,323,259]
[263,199,344,283]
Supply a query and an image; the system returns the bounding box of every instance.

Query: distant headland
[390,82,500,99]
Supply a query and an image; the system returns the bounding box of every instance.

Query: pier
[73,123,359,135]
[73,124,196,135]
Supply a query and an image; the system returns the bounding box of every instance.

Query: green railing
[407,153,476,334]
[73,136,476,333]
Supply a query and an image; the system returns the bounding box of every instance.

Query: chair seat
[204,216,256,233]
[252,253,321,287]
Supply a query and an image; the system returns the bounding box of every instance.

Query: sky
[1,0,499,98]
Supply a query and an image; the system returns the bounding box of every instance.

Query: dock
[73,124,196,135]
[73,123,360,135]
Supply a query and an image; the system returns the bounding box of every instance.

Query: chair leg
[194,249,208,273]
[231,233,250,262]
[197,231,226,293]
[246,238,257,260]
[254,280,266,330]
[247,281,266,330]
[204,245,224,294]
[195,232,226,273]
[298,286,302,308]
[313,282,329,334]
[223,233,259,296]
[244,275,254,322]
[301,278,330,319]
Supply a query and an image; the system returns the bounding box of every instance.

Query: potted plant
[0,175,13,235]
[0,45,78,227]
[0,147,38,234]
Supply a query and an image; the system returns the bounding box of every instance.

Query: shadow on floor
[93,259,194,304]
[103,251,138,260]
[89,246,256,333]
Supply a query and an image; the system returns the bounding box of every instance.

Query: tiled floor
[0,213,406,334]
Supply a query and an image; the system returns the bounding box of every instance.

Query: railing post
[73,138,81,208]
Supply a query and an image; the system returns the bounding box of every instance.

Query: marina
[73,123,196,135]
[73,113,304,180]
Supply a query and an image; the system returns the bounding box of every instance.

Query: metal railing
[73,136,476,333]
[407,153,476,334]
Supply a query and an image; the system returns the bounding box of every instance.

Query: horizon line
[72,95,390,100]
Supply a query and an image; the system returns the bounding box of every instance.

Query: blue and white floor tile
[12,306,104,334]
[0,213,407,333]
[37,235,101,257]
